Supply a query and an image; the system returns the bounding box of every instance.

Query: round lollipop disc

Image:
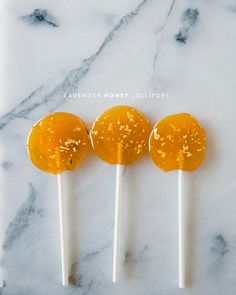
[90,106,152,165]
[149,113,206,172]
[27,112,89,174]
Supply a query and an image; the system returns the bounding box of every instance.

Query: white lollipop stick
[57,173,68,286]
[113,164,124,283]
[178,169,185,288]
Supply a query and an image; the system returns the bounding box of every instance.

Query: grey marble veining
[1,0,236,294]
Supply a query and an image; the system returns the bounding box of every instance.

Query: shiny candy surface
[149,113,206,172]
[27,112,89,174]
[90,106,152,165]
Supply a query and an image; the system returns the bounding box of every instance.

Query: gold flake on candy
[27,112,89,174]
[149,113,206,172]
[90,106,152,165]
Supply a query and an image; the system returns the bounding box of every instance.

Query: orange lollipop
[149,113,207,288]
[27,112,89,285]
[90,106,151,282]
[27,112,89,174]
[90,105,151,165]
[149,113,206,172]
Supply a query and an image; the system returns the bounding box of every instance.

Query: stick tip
[112,274,119,283]
[62,278,69,286]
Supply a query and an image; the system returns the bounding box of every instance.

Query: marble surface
[1,0,236,294]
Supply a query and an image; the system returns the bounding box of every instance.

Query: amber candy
[149,113,206,172]
[90,106,152,165]
[27,112,89,174]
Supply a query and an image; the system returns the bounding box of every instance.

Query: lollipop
[149,113,206,288]
[27,112,89,285]
[90,106,151,282]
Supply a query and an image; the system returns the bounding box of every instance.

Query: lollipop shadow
[185,124,215,287]
[66,171,81,285]
[184,175,197,287]
[65,150,95,285]
[123,162,143,280]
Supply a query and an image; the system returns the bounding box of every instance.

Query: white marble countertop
[1,0,236,294]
